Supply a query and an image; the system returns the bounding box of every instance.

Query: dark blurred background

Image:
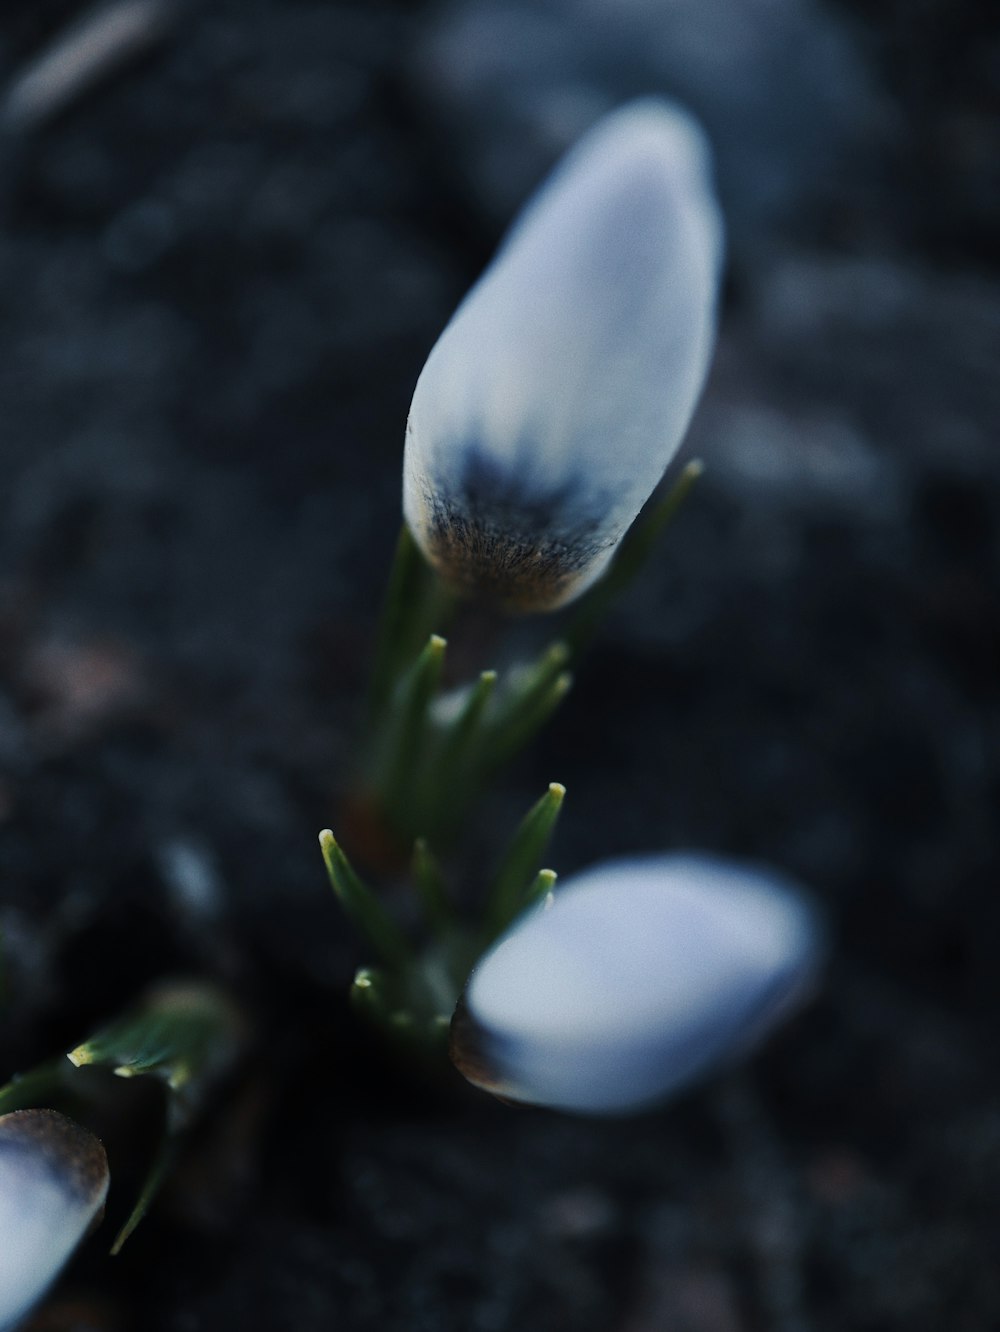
[0,1,997,1328]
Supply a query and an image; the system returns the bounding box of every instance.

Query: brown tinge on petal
[448,994,527,1106]
[0,1110,109,1209]
[423,513,594,614]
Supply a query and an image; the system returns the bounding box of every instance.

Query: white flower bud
[0,1109,109,1331]
[451,854,820,1114]
[404,99,723,612]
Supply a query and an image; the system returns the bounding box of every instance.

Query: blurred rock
[413,0,891,258]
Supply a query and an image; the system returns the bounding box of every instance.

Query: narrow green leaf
[487,783,566,936]
[494,641,569,728]
[436,669,497,781]
[487,670,573,768]
[380,633,447,822]
[64,982,245,1252]
[110,1136,176,1256]
[411,837,455,935]
[0,1058,72,1116]
[566,458,704,654]
[350,966,397,1026]
[523,867,558,912]
[319,829,412,971]
[67,982,244,1131]
[368,524,452,722]
[352,964,454,1050]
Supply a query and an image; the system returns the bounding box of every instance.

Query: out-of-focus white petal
[0,1110,109,1331]
[451,853,821,1114]
[405,98,723,612]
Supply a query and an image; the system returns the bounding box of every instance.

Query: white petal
[0,1110,109,1331]
[405,98,723,611]
[453,854,820,1114]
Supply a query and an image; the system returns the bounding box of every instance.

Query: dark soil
[0,1,997,1329]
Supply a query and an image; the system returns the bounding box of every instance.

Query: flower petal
[0,1110,109,1331]
[451,853,821,1114]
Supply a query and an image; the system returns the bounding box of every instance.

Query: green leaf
[486,783,566,937]
[110,1136,176,1256]
[368,524,453,722]
[411,837,455,936]
[65,981,243,1252]
[565,458,704,654]
[67,981,244,1132]
[378,633,447,827]
[523,867,558,912]
[435,669,497,785]
[320,829,413,971]
[352,965,452,1050]
[0,1058,73,1116]
[466,641,573,777]
[350,966,397,1026]
[0,983,244,1253]
[492,641,569,729]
